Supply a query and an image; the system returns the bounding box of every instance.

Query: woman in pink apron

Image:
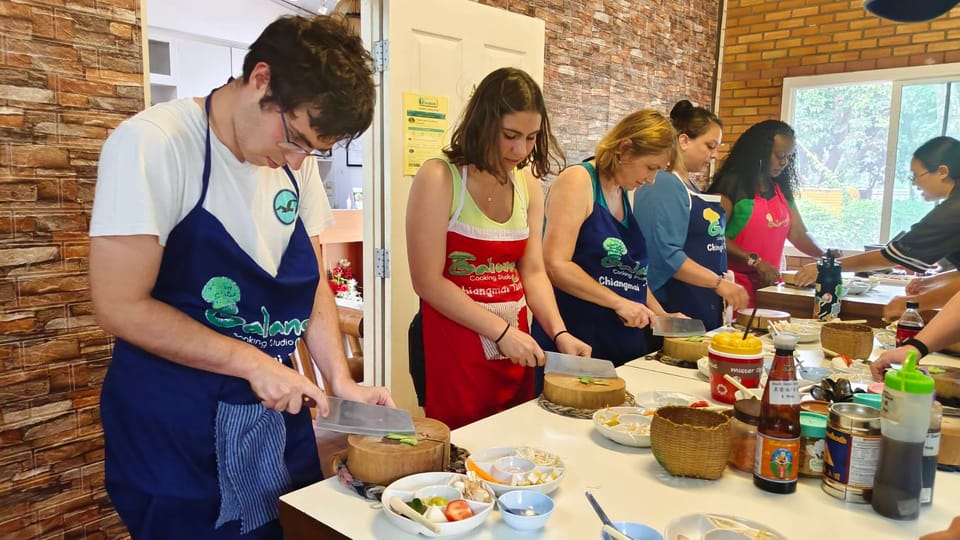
[406,68,590,430]
[708,120,827,307]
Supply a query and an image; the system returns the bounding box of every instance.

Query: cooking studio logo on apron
[703,207,723,237]
[273,189,298,225]
[447,251,520,283]
[600,237,647,281]
[201,276,307,348]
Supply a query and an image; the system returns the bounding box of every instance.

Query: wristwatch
[747,253,761,267]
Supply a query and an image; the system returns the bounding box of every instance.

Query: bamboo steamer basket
[346,417,450,485]
[820,322,873,359]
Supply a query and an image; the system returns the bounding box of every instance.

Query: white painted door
[360,0,546,412]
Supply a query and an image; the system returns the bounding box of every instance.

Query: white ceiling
[275,0,340,15]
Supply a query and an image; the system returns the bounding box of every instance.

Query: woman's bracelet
[902,337,929,358]
[494,323,511,344]
[712,274,724,290]
[552,329,571,342]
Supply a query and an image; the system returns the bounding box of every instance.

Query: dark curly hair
[708,119,797,203]
[444,67,564,181]
[242,15,375,144]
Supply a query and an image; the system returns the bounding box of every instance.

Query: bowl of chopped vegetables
[593,406,652,447]
[465,446,565,496]
[381,471,496,537]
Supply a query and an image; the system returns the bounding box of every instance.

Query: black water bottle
[813,250,841,321]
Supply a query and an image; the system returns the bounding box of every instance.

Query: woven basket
[650,406,731,480]
[820,323,873,359]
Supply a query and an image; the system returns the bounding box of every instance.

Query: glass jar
[729,399,760,472]
[799,411,827,477]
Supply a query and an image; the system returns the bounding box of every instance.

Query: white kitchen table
[279,361,959,539]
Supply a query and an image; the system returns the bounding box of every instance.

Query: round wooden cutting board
[543,373,626,410]
[346,417,451,485]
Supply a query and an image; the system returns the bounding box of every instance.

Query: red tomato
[443,499,474,521]
[690,400,709,408]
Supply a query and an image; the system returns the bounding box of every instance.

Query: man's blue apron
[533,161,650,366]
[100,92,321,539]
[661,184,728,330]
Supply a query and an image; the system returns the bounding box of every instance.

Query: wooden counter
[755,283,905,327]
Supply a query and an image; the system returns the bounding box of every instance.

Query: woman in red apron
[406,68,590,430]
[708,120,827,307]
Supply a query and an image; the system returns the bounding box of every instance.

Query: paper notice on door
[403,92,449,176]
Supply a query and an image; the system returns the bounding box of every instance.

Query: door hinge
[373,39,389,73]
[375,248,390,278]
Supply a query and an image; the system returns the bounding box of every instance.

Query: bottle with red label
[895,301,924,347]
[754,334,800,494]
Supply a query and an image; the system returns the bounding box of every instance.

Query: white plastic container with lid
[871,350,935,520]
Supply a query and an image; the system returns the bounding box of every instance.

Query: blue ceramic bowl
[497,490,554,531]
[601,521,664,540]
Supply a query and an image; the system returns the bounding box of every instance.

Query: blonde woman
[532,110,679,365]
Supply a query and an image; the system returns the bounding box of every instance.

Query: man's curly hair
[242,15,375,144]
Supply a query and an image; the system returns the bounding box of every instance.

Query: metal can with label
[822,402,882,503]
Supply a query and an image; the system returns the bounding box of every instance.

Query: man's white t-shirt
[90,98,334,277]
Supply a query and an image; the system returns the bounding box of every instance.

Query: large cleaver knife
[544,351,618,379]
[652,316,706,337]
[313,396,415,436]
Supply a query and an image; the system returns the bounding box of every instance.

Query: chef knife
[543,351,618,379]
[312,396,415,436]
[652,316,706,337]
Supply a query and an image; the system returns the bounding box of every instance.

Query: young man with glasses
[89,15,393,539]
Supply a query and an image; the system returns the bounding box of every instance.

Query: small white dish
[592,407,652,447]
[697,356,710,379]
[664,513,786,540]
[467,447,565,496]
[381,472,495,537]
[633,390,702,410]
[491,456,535,485]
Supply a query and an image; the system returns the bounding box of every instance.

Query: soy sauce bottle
[871,350,934,520]
[754,334,801,494]
[896,301,924,347]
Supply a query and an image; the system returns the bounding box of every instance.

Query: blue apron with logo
[100,93,321,539]
[533,162,650,366]
[662,184,728,330]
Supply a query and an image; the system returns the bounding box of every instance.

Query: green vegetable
[385,433,419,446]
[408,498,427,514]
[578,376,609,386]
[686,336,704,342]
[928,366,946,375]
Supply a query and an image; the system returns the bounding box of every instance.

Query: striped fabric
[214,401,291,534]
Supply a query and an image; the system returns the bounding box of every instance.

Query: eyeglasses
[910,170,932,183]
[278,111,327,157]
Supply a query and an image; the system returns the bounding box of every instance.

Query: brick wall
[0,1,142,538]
[718,0,960,146]
[478,0,721,163]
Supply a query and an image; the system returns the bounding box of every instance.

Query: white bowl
[665,513,787,540]
[491,456,535,484]
[697,356,710,378]
[601,521,664,540]
[592,407,652,447]
[497,490,554,531]
[467,447,565,496]
[381,472,495,537]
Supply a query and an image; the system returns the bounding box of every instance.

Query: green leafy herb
[578,376,610,386]
[685,336,703,342]
[385,433,418,445]
[408,497,427,515]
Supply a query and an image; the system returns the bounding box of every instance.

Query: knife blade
[652,316,706,337]
[544,351,617,379]
[313,396,415,436]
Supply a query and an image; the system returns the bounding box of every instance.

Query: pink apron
[728,184,792,307]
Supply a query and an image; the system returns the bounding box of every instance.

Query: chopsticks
[723,373,760,399]
[742,306,758,340]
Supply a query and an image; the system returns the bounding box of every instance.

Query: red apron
[729,184,792,307]
[421,166,532,430]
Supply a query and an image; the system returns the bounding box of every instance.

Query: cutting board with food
[542,373,625,410]
[346,417,451,485]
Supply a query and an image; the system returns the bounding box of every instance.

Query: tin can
[822,402,882,503]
